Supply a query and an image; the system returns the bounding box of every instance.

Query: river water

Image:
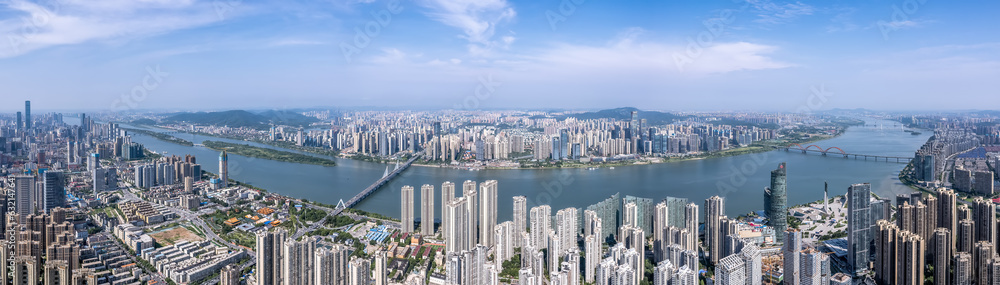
[67,117,929,221]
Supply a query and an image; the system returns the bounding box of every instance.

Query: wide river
[67,117,929,221]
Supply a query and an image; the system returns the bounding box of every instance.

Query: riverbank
[201,140,337,167]
[124,127,194,146]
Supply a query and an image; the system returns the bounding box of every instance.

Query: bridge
[777,144,912,163]
[331,153,422,216]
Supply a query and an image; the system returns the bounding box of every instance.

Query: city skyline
[1,1,999,111]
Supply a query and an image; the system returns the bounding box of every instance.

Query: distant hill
[557,107,689,125]
[130,118,157,125]
[162,110,319,129]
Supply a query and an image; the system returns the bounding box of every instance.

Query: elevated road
[332,154,421,216]
[776,145,912,163]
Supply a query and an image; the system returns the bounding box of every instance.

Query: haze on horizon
[1,0,998,112]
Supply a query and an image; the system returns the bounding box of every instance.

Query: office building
[14,175,34,223]
[219,150,228,187]
[402,185,415,233]
[764,162,788,242]
[716,254,746,285]
[783,229,802,285]
[740,243,762,285]
[847,183,871,276]
[42,170,65,213]
[421,184,435,235]
[25,100,31,129]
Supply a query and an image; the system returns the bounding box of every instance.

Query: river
[66,117,929,221]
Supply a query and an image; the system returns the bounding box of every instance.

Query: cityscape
[2,1,1000,285]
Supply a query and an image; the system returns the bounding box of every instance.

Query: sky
[0,0,998,113]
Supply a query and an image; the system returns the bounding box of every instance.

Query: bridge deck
[332,154,421,216]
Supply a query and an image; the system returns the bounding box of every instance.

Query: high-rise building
[219,150,228,187]
[938,188,958,249]
[374,250,388,285]
[847,183,872,276]
[16,111,22,130]
[623,202,638,229]
[441,181,456,236]
[283,237,318,285]
[654,201,669,262]
[799,249,827,285]
[972,197,996,246]
[480,180,498,247]
[25,100,31,129]
[316,245,350,285]
[401,186,415,233]
[464,180,479,246]
[764,162,788,242]
[740,243,762,285]
[716,254,746,285]
[42,171,65,213]
[705,196,725,265]
[954,252,972,285]
[783,229,802,285]
[421,184,435,235]
[586,193,621,242]
[349,257,371,285]
[513,196,527,248]
[973,241,993,285]
[932,228,951,285]
[899,231,925,285]
[530,205,551,251]
[256,229,288,285]
[622,195,654,235]
[220,264,240,285]
[957,219,975,254]
[14,175,34,223]
[874,220,897,284]
[684,203,699,252]
[555,207,578,256]
[495,221,515,263]
[445,197,469,253]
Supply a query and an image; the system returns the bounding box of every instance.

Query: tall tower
[421,184,435,236]
[847,183,872,276]
[444,197,469,253]
[764,162,788,242]
[401,186,415,233]
[219,150,229,187]
[16,111,22,130]
[463,180,479,246]
[513,196,527,248]
[441,181,455,236]
[24,100,31,129]
[684,203,699,252]
[823,181,829,214]
[783,229,802,285]
[530,205,551,251]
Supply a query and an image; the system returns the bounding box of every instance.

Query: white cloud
[267,39,327,47]
[0,0,231,58]
[419,0,516,55]
[881,20,920,29]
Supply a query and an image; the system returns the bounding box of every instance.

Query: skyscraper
[16,111,22,130]
[740,243,762,285]
[874,220,897,285]
[445,197,469,253]
[957,219,975,254]
[421,184,435,235]
[401,186,415,233]
[716,254,746,285]
[25,100,31,129]
[555,207,578,256]
[374,250,387,285]
[441,181,456,236]
[256,228,288,285]
[283,237,317,285]
[42,171,65,213]
[654,201,669,262]
[932,228,951,285]
[899,232,925,285]
[349,258,371,285]
[623,202,638,228]
[972,197,996,246]
[764,162,788,242]
[705,195,725,265]
[847,183,872,276]
[14,175,34,223]
[464,180,479,246]
[479,180,498,247]
[315,245,350,285]
[219,150,229,187]
[530,205,551,251]
[684,203,699,252]
[783,229,802,285]
[513,196,527,247]
[938,188,958,249]
[954,252,972,285]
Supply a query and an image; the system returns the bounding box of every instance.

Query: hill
[162,110,319,129]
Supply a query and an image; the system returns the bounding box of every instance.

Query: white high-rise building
[401,186,415,233]
[585,234,602,283]
[530,205,552,251]
[445,197,470,253]
[464,180,479,246]
[495,221,515,263]
[442,181,456,236]
[282,237,318,285]
[684,203,699,252]
[513,196,528,248]
[653,201,669,262]
[556,207,579,256]
[623,202,638,228]
[256,228,288,285]
[374,250,388,285]
[421,184,435,236]
[653,260,675,285]
[740,243,762,285]
[480,180,498,247]
[716,254,746,285]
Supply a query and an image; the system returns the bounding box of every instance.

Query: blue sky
[1,0,998,112]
